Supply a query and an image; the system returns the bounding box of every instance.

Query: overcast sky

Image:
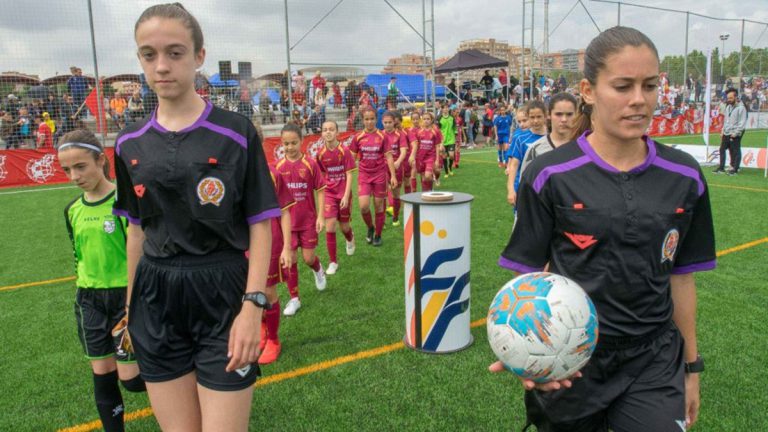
[0,0,766,79]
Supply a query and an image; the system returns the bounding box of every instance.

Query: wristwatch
[685,354,704,374]
[242,292,271,310]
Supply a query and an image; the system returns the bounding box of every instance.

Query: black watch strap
[685,355,704,373]
[242,292,271,310]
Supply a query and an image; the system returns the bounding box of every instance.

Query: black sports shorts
[75,287,129,361]
[523,321,687,432]
[129,249,260,391]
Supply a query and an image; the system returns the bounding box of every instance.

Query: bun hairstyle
[58,129,110,178]
[281,122,303,139]
[525,100,547,116]
[135,3,204,53]
[572,26,659,141]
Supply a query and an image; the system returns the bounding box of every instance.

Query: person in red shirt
[258,163,295,364]
[316,120,356,275]
[349,108,397,246]
[381,111,408,225]
[406,111,421,192]
[408,111,443,192]
[274,123,327,316]
[34,114,53,148]
[331,82,342,107]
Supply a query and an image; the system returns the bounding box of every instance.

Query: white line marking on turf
[0,185,77,196]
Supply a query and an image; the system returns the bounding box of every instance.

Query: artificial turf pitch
[0,132,766,431]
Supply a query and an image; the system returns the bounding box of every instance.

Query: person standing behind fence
[68,67,89,112]
[387,76,399,108]
[713,88,747,175]
[480,70,494,103]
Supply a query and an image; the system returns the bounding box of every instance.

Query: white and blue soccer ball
[487,272,598,383]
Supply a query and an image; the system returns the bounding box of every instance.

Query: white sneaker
[327,262,339,275]
[283,298,301,316]
[314,267,327,291]
[346,239,356,255]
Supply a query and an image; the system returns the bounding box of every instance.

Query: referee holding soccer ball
[493,27,716,432]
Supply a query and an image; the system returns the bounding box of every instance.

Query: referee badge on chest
[661,229,679,263]
[197,176,225,206]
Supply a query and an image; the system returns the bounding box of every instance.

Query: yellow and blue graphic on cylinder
[404,202,471,352]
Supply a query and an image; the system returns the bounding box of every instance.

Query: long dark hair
[547,92,578,131]
[571,26,659,141]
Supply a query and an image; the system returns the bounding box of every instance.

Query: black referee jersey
[113,102,280,258]
[499,132,716,338]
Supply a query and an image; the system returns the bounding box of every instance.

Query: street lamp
[719,32,730,80]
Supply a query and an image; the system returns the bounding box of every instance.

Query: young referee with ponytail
[494,27,715,431]
[113,4,278,430]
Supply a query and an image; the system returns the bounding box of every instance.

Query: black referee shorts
[75,287,128,361]
[524,321,686,432]
[128,249,260,391]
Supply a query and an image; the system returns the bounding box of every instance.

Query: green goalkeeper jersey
[64,190,128,289]
[439,114,456,145]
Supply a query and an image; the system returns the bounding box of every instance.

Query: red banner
[648,110,723,137]
[0,132,359,188]
[262,131,356,164]
[0,148,115,188]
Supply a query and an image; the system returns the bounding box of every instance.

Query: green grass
[655,129,768,148]
[0,148,766,431]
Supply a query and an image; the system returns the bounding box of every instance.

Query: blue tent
[364,74,445,103]
[208,73,239,87]
[251,89,281,106]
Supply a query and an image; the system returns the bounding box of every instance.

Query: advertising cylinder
[401,192,474,353]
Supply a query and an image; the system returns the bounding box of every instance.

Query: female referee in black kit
[492,27,716,432]
[112,4,278,431]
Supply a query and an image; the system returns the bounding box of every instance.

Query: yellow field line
[0,276,75,292]
[57,318,487,432]
[709,183,768,193]
[49,236,768,431]
[716,237,768,257]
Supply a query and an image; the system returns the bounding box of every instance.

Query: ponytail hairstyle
[281,122,303,139]
[524,100,547,116]
[57,129,110,179]
[547,92,578,131]
[572,26,659,141]
[135,3,204,53]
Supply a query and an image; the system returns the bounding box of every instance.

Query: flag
[84,84,108,133]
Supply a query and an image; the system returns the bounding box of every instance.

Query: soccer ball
[487,272,598,383]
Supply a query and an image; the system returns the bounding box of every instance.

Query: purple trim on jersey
[532,155,591,193]
[246,207,281,225]
[180,101,213,132]
[115,121,153,155]
[497,256,543,273]
[150,100,213,133]
[651,157,706,197]
[200,121,247,149]
[112,208,140,225]
[671,259,716,274]
[576,131,656,174]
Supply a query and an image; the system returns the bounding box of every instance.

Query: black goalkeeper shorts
[523,321,687,432]
[75,287,128,361]
[128,249,260,391]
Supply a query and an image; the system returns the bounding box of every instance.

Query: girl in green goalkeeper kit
[58,129,145,432]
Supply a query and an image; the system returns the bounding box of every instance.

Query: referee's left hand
[488,360,582,391]
[684,373,700,428]
[226,304,262,372]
